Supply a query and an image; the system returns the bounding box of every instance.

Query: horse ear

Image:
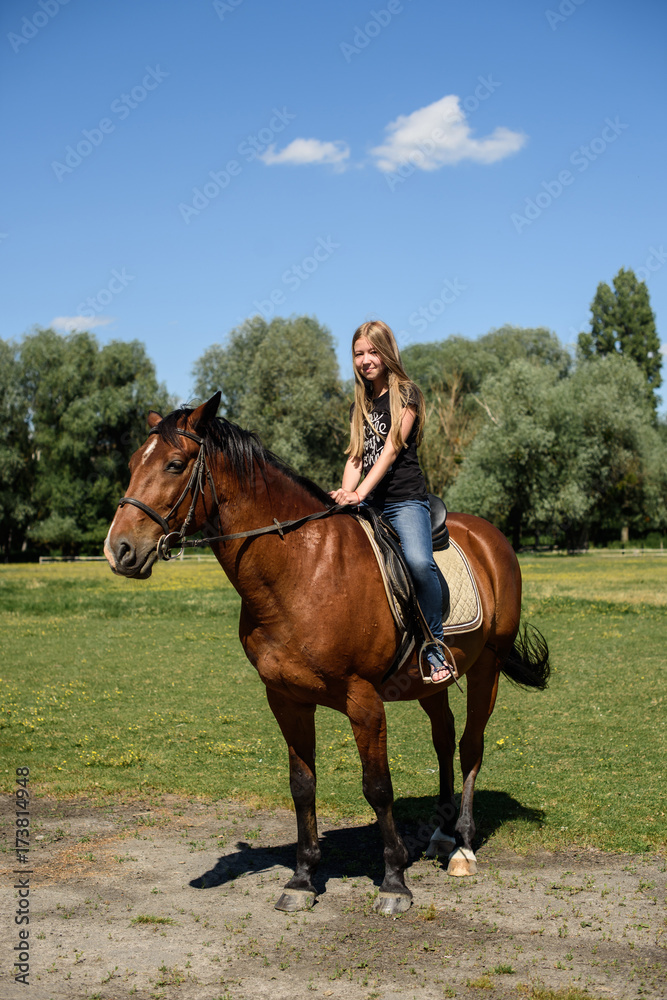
[190,391,222,432]
[147,410,162,428]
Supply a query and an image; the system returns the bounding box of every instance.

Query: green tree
[0,340,34,558]
[446,354,667,548]
[534,356,665,547]
[192,315,348,487]
[578,267,662,407]
[444,360,556,548]
[403,326,570,398]
[403,327,571,498]
[19,329,172,555]
[477,324,571,378]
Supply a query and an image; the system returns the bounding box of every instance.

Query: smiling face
[353,335,389,395]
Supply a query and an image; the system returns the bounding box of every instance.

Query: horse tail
[501,624,550,690]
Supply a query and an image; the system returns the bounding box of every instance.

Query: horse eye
[166,460,185,473]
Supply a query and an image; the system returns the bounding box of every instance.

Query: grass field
[1,552,665,856]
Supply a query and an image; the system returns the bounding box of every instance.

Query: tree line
[1,268,664,558]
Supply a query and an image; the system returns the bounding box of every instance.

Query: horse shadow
[190,791,545,894]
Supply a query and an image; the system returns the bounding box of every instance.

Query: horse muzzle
[104,532,159,579]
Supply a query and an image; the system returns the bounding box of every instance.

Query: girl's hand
[328,488,361,506]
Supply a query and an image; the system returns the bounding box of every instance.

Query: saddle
[355,495,481,682]
[356,496,448,612]
[354,494,446,679]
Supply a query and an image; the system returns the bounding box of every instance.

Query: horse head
[104,393,221,578]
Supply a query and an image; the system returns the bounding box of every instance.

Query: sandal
[425,646,455,684]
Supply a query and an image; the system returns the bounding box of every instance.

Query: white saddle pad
[357,521,482,638]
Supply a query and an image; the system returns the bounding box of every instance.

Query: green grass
[130,915,176,926]
[1,554,665,855]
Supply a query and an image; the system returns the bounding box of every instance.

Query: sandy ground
[1,794,665,1000]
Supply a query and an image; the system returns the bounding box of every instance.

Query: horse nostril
[117,538,135,568]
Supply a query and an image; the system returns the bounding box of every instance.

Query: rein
[116,428,346,561]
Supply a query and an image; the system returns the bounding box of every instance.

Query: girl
[329,320,453,684]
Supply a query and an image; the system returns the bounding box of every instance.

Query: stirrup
[419,639,463,692]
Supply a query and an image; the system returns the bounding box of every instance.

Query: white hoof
[447,846,477,877]
[424,826,457,859]
[374,891,412,916]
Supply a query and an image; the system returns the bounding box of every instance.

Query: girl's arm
[329,455,362,505]
[329,406,417,505]
[355,405,416,502]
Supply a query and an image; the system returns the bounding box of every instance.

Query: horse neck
[222,455,326,522]
[207,453,328,586]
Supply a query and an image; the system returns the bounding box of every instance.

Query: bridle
[116,427,346,561]
[117,428,221,560]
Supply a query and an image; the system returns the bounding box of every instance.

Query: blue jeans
[379,498,445,643]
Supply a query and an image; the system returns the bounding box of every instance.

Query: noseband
[116,426,347,561]
[117,428,219,560]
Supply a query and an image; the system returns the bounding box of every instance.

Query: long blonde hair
[347,320,425,460]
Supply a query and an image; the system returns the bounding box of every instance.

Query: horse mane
[154,407,335,507]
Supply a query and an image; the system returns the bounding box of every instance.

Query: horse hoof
[447,847,477,877]
[274,889,316,912]
[424,827,457,859]
[374,891,413,916]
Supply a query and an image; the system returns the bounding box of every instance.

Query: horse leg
[347,683,412,916]
[419,690,459,861]
[265,688,320,911]
[449,647,501,877]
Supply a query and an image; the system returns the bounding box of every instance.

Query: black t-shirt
[353,386,428,506]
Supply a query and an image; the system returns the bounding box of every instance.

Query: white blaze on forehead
[141,437,158,464]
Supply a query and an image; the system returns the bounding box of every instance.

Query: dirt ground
[1,795,664,1000]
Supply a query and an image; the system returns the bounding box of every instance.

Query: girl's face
[353,336,388,391]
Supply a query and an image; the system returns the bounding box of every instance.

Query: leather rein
[117,428,345,561]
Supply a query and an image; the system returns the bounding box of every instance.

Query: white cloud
[51,315,114,332]
[370,95,526,172]
[259,137,350,167]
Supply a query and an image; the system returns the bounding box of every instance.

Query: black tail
[501,624,550,690]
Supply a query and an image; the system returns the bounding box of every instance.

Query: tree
[446,354,667,549]
[192,315,348,487]
[403,327,571,498]
[418,372,479,497]
[18,329,172,555]
[477,325,572,378]
[0,340,33,558]
[444,360,557,549]
[578,267,662,408]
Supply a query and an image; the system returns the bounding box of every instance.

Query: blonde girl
[330,320,452,683]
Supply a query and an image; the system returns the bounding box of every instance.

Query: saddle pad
[435,539,482,635]
[357,520,482,638]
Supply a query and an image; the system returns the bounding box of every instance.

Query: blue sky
[3,0,666,407]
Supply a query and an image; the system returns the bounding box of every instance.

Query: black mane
[154,407,335,507]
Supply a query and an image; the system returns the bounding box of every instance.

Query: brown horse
[104,394,549,915]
